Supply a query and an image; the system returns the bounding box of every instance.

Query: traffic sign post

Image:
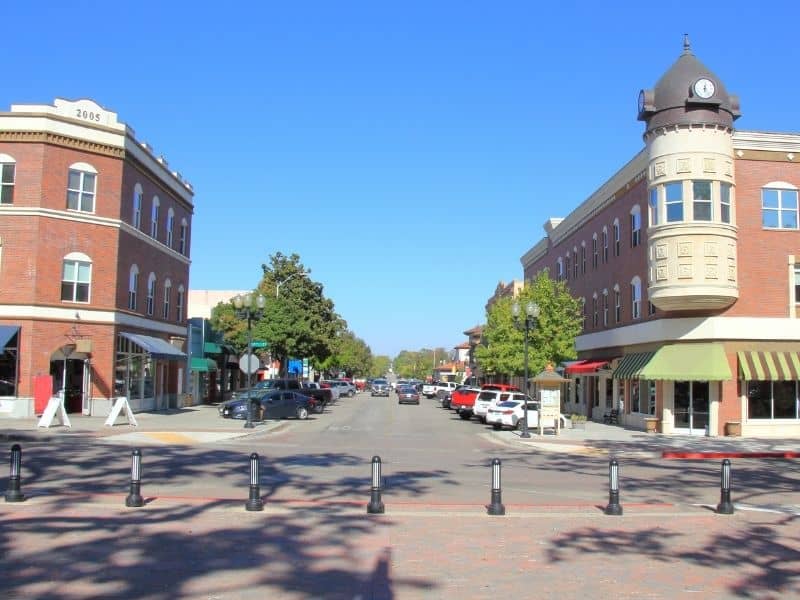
[239,354,259,374]
[251,341,268,349]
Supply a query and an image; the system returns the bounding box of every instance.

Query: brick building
[521,39,800,437]
[0,98,193,417]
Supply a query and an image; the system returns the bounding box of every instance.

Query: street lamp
[512,299,540,439]
[233,292,266,429]
[275,273,299,297]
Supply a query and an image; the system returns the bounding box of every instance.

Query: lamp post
[512,299,540,439]
[233,292,266,429]
[275,273,299,297]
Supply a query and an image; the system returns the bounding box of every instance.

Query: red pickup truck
[452,384,520,420]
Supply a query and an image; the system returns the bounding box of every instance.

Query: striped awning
[613,352,655,379]
[738,351,800,381]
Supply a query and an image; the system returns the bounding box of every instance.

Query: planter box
[644,418,659,433]
[571,420,586,430]
[725,421,741,437]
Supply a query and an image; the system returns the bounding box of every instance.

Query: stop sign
[239,354,259,374]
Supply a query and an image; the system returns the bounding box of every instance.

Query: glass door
[673,381,709,434]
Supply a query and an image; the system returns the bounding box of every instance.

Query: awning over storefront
[0,325,20,350]
[190,357,218,372]
[738,350,800,381]
[565,359,612,374]
[204,342,222,354]
[613,352,656,379]
[120,332,186,360]
[639,344,732,381]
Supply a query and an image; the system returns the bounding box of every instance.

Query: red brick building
[521,40,800,437]
[0,98,193,417]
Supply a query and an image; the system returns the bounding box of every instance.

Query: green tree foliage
[476,271,583,378]
[320,330,373,377]
[392,347,449,380]
[369,355,391,378]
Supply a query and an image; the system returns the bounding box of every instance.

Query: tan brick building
[0,98,193,417]
[521,40,800,437]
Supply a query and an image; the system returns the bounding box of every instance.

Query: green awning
[190,357,218,372]
[204,342,222,354]
[613,352,656,379]
[738,350,800,380]
[639,344,732,381]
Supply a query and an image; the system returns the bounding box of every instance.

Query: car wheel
[296,406,309,420]
[459,412,471,420]
[492,423,501,430]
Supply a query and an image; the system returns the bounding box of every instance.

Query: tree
[320,330,373,378]
[392,347,449,380]
[475,270,583,378]
[370,355,391,378]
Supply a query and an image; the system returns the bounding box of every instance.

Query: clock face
[694,78,715,99]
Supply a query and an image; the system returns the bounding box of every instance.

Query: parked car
[320,380,342,401]
[439,390,452,409]
[450,386,481,419]
[259,390,317,420]
[397,385,420,405]
[371,378,390,397]
[473,389,518,423]
[331,380,356,397]
[485,399,568,430]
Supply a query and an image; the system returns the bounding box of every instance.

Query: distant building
[0,98,193,417]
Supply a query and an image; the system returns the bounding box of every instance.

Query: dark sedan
[397,385,420,405]
[259,391,315,420]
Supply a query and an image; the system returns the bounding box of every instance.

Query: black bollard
[604,458,623,515]
[5,444,25,502]
[716,458,734,515]
[244,398,255,429]
[367,455,385,514]
[487,458,505,515]
[125,448,144,507]
[245,452,264,511]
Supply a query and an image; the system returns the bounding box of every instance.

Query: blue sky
[5,1,799,357]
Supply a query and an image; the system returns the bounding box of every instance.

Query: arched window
[602,289,609,327]
[572,247,578,278]
[631,276,642,320]
[128,265,139,310]
[133,184,143,229]
[556,258,563,281]
[67,162,97,213]
[592,293,599,327]
[61,252,92,303]
[176,285,185,323]
[580,241,586,274]
[166,208,175,248]
[163,278,172,319]
[150,196,160,239]
[146,273,156,316]
[0,153,16,205]
[592,234,598,269]
[579,297,587,330]
[179,218,188,255]
[613,219,621,256]
[613,283,622,323]
[602,227,609,263]
[630,206,641,247]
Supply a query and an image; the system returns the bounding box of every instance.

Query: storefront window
[0,331,19,396]
[115,335,155,400]
[631,380,640,413]
[774,381,797,418]
[746,380,798,419]
[647,380,656,415]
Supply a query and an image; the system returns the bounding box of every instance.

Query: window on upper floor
[163,279,172,319]
[592,235,598,268]
[648,300,657,316]
[0,154,15,204]
[630,206,641,247]
[721,183,732,224]
[67,163,97,213]
[133,184,143,229]
[581,244,586,274]
[556,258,563,281]
[146,273,156,316]
[128,265,139,311]
[602,227,608,263]
[179,218,188,255]
[61,253,92,303]
[150,197,160,239]
[602,290,609,327]
[176,285,185,323]
[565,256,571,281]
[572,249,578,278]
[166,208,175,249]
[693,181,713,221]
[580,298,586,330]
[665,182,683,222]
[631,276,642,320]
[762,186,798,229]
[649,187,658,226]
[592,295,598,328]
[794,265,800,305]
[613,220,620,256]
[614,287,622,323]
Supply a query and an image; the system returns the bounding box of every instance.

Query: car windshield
[478,391,497,400]
[374,379,388,385]
[398,386,415,393]
[497,401,520,408]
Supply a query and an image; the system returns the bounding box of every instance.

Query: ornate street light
[233,292,266,429]
[512,299,540,439]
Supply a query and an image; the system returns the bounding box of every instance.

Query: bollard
[5,444,25,502]
[125,448,144,507]
[716,458,734,515]
[245,452,264,511]
[487,458,505,515]
[244,398,255,429]
[604,458,623,515]
[367,455,385,514]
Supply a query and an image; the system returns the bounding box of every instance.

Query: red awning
[565,360,610,374]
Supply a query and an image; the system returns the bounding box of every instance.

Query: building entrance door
[674,381,709,435]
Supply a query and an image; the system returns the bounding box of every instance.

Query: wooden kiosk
[531,363,569,436]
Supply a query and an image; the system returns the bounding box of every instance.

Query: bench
[603,409,619,425]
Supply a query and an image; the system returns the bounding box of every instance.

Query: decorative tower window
[693,181,713,221]
[665,182,684,222]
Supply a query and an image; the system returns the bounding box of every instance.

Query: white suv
[473,390,529,423]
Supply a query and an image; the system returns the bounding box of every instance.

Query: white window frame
[128,265,139,310]
[614,284,622,323]
[179,218,188,254]
[146,273,156,316]
[692,180,713,221]
[665,181,684,222]
[150,196,160,239]
[649,186,659,226]
[176,285,185,323]
[631,276,642,320]
[572,248,578,279]
[592,293,598,327]
[630,206,641,247]
[61,252,92,303]
[762,183,799,230]
[67,162,97,213]
[602,227,608,262]
[163,278,172,319]
[166,208,175,248]
[592,234,598,268]
[133,184,143,229]
[613,219,620,256]
[721,183,732,224]
[0,153,16,205]
[581,242,586,274]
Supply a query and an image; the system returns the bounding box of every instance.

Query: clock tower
[638,35,742,312]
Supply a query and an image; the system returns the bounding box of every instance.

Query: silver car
[371,378,390,397]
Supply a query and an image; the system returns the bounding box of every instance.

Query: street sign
[251,341,268,348]
[239,354,259,374]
